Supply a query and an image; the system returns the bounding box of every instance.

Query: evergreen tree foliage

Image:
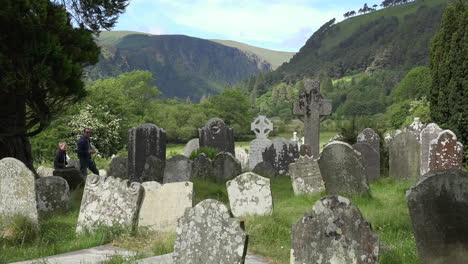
[392,66,432,102]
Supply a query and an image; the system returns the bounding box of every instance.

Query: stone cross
[293,79,332,157]
[251,115,273,139]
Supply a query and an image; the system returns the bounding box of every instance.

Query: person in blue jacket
[77,128,99,176]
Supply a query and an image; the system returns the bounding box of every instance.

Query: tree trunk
[0,136,35,172]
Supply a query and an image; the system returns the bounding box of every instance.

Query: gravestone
[288,155,324,195]
[0,158,39,225]
[199,118,235,155]
[141,155,165,183]
[99,169,107,176]
[108,157,128,179]
[262,138,299,176]
[291,195,379,264]
[235,147,249,171]
[428,130,464,172]
[249,115,273,170]
[357,128,380,153]
[318,142,369,196]
[407,117,425,141]
[420,123,443,175]
[352,143,380,183]
[292,79,332,157]
[76,175,143,233]
[290,131,300,148]
[226,172,273,217]
[53,167,82,190]
[212,152,242,183]
[182,138,199,157]
[191,153,213,179]
[37,166,54,177]
[35,176,70,215]
[139,181,193,233]
[67,159,81,172]
[128,123,166,182]
[173,199,247,264]
[252,161,277,179]
[163,155,192,184]
[406,169,468,264]
[389,132,421,180]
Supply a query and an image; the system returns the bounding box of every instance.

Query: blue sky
[113,0,373,52]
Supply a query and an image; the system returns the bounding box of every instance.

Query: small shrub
[189,147,219,160]
[152,232,176,256]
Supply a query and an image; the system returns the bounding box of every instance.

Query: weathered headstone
[252,161,277,179]
[199,118,235,155]
[352,143,380,183]
[288,155,324,195]
[76,175,143,233]
[235,147,249,171]
[249,115,273,170]
[128,123,166,182]
[226,172,273,217]
[357,128,380,153]
[141,155,165,183]
[318,142,369,196]
[389,132,421,180]
[182,138,199,157]
[138,181,193,233]
[291,195,379,264]
[52,167,83,190]
[191,153,213,179]
[35,176,70,215]
[428,130,464,172]
[406,169,468,264]
[0,158,39,225]
[407,117,425,141]
[212,152,242,183]
[262,138,299,176]
[109,157,128,179]
[173,199,247,264]
[163,155,192,184]
[37,166,54,177]
[420,123,443,175]
[292,79,332,157]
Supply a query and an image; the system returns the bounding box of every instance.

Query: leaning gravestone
[0,158,39,226]
[288,155,324,195]
[249,115,273,170]
[235,147,249,171]
[182,138,199,157]
[76,175,143,233]
[163,155,192,184]
[407,117,425,141]
[357,128,380,153]
[53,167,82,190]
[389,132,420,181]
[420,123,442,175]
[252,161,277,179]
[191,153,213,179]
[262,138,299,176]
[291,195,379,264]
[108,157,128,180]
[212,152,242,183]
[428,130,464,172]
[352,143,380,183]
[199,118,235,155]
[37,166,54,177]
[140,155,165,183]
[173,199,247,264]
[139,181,193,233]
[406,169,468,264]
[318,142,369,196]
[128,123,166,182]
[226,172,273,217]
[35,176,70,215]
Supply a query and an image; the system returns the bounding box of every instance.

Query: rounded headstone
[428,130,464,172]
[352,143,380,183]
[191,153,213,179]
[183,138,199,157]
[35,176,70,215]
[419,123,442,175]
[212,152,242,183]
[357,128,380,153]
[163,155,192,184]
[199,118,235,155]
[389,132,421,181]
[262,137,299,176]
[108,157,128,180]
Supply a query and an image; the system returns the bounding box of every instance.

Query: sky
[113,0,371,52]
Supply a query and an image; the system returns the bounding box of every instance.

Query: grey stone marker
[288,155,324,195]
[199,118,235,155]
[252,161,277,179]
[173,199,247,264]
[191,153,213,179]
[406,169,468,264]
[128,123,166,182]
[226,172,273,217]
[352,143,380,183]
[318,142,369,196]
[420,123,442,175]
[53,167,83,190]
[261,138,299,176]
[0,158,39,226]
[141,155,165,183]
[292,79,332,158]
[407,117,425,141]
[36,176,70,215]
[291,195,379,264]
[182,138,199,157]
[249,115,273,170]
[76,175,143,233]
[212,152,242,183]
[235,147,249,171]
[108,157,128,180]
[357,128,380,153]
[389,132,421,180]
[163,155,192,184]
[428,130,464,172]
[37,166,54,177]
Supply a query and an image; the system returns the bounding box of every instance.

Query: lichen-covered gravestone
[428,130,464,172]
[141,155,165,183]
[76,175,142,233]
[407,117,426,141]
[352,143,380,183]
[291,196,379,264]
[173,199,247,264]
[389,132,420,180]
[183,138,199,157]
[163,155,192,183]
[128,123,166,182]
[357,128,380,153]
[36,176,70,215]
[226,172,273,217]
[108,157,128,180]
[199,118,235,155]
[318,142,369,196]
[406,169,468,264]
[0,158,39,225]
[249,115,273,170]
[212,152,242,183]
[235,147,249,171]
[138,181,193,232]
[191,153,213,179]
[288,155,324,195]
[262,138,299,176]
[420,123,443,175]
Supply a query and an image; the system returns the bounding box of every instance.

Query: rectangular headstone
[389,132,421,181]
[163,155,192,183]
[289,155,325,195]
[420,123,442,175]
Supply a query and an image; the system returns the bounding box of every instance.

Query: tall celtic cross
[251,115,273,139]
[292,79,332,157]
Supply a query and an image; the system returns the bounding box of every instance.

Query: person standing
[77,128,99,176]
[54,141,68,169]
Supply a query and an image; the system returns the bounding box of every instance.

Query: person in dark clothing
[77,128,99,176]
[54,141,68,169]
